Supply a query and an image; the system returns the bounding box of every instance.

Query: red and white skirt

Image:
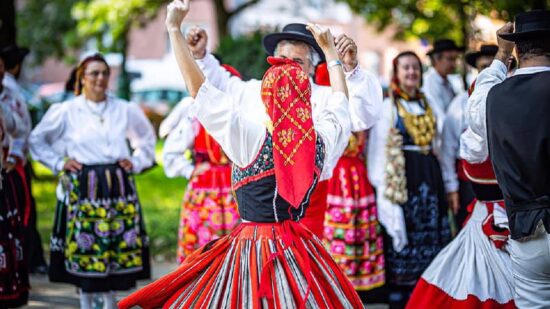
[406,201,515,308]
[119,221,364,309]
[177,164,239,263]
[324,156,385,291]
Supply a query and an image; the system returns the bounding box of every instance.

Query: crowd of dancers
[1,1,549,308]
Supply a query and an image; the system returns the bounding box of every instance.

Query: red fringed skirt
[119,221,363,309]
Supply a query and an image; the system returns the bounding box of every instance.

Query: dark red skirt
[0,170,29,308]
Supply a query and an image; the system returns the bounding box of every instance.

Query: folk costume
[1,44,48,273]
[313,62,385,291]
[29,92,156,294]
[197,24,383,238]
[161,79,239,263]
[406,123,515,308]
[467,11,550,306]
[119,58,364,309]
[368,79,451,304]
[0,84,30,308]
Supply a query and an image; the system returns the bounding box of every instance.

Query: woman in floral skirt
[29,53,156,309]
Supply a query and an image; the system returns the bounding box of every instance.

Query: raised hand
[165,0,190,31]
[185,26,208,59]
[335,34,358,71]
[306,23,338,60]
[495,22,515,62]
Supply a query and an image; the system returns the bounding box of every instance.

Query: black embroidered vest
[232,132,325,222]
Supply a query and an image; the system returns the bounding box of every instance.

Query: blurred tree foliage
[18,0,167,99]
[215,30,270,80]
[18,0,83,64]
[71,0,167,99]
[339,0,549,47]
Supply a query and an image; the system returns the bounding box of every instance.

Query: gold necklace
[395,97,436,147]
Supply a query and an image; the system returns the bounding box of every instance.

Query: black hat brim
[427,46,465,56]
[499,29,550,42]
[465,50,498,68]
[263,32,325,62]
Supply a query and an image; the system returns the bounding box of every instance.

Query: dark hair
[515,38,550,61]
[74,53,110,96]
[392,51,424,88]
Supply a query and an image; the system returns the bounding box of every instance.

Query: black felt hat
[499,10,550,42]
[465,44,499,68]
[0,45,30,69]
[263,23,325,62]
[427,39,465,56]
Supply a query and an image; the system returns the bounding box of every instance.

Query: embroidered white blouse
[29,94,156,174]
[367,95,444,251]
[193,80,351,182]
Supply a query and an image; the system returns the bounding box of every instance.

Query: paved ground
[24,262,388,308]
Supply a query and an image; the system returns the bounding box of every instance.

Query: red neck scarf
[261,57,317,208]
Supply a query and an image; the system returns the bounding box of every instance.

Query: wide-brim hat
[263,23,325,62]
[465,44,499,68]
[0,45,30,66]
[427,39,465,56]
[500,10,550,42]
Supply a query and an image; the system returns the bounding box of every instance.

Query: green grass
[33,142,187,261]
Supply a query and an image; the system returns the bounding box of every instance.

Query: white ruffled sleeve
[125,103,157,173]
[29,103,68,174]
[194,81,265,168]
[464,59,507,162]
[313,91,352,181]
[345,66,383,132]
[162,115,196,179]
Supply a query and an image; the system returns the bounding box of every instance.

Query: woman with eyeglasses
[29,53,156,309]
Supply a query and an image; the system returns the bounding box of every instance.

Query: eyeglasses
[85,70,110,78]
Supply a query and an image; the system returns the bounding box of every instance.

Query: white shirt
[1,74,32,161]
[196,54,382,176]
[440,92,468,193]
[160,97,197,179]
[29,94,156,174]
[368,95,444,251]
[463,60,550,163]
[194,80,351,181]
[0,90,28,140]
[423,67,460,113]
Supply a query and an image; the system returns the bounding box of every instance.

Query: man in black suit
[467,10,550,308]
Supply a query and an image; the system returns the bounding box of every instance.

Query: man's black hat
[263,23,325,62]
[499,10,550,42]
[426,39,465,56]
[465,44,499,68]
[0,45,30,69]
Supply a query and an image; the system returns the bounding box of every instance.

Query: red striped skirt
[119,221,363,309]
